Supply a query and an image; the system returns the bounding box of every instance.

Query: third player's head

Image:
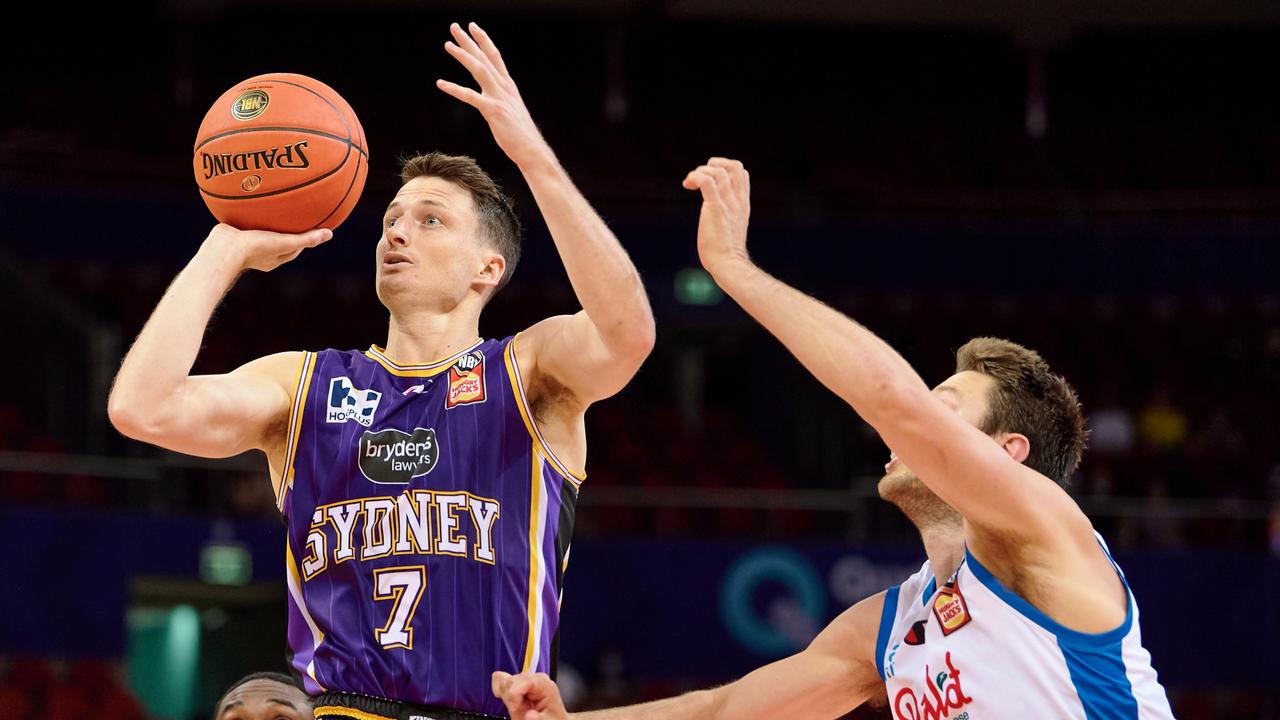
[879,337,1089,525]
[376,152,522,317]
[214,672,313,720]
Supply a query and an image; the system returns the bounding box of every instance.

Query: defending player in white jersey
[489,158,1175,720]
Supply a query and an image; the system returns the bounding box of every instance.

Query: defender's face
[376,177,488,310]
[879,371,996,499]
[216,679,312,720]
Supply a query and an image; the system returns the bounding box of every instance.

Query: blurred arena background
[3,1,1279,718]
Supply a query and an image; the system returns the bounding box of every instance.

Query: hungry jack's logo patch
[932,579,972,636]
[446,351,486,409]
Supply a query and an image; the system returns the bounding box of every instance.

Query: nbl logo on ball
[231,89,270,121]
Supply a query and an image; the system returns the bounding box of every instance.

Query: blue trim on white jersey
[1058,638,1141,719]
[965,547,1142,719]
[920,577,937,606]
[964,547,1132,647]
[874,586,900,681]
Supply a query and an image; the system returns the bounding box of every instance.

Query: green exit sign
[200,542,252,586]
[675,268,724,306]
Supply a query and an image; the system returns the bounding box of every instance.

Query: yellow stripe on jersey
[503,336,586,487]
[313,707,394,720]
[277,351,316,512]
[363,341,484,377]
[522,452,546,672]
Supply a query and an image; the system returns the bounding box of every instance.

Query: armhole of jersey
[503,334,586,488]
[874,585,901,681]
[276,351,317,513]
[964,545,1133,648]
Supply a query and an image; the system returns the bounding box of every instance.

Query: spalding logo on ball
[193,73,368,233]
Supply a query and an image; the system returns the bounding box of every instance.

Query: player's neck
[918,520,965,586]
[384,309,482,365]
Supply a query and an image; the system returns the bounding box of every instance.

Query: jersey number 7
[373,566,426,650]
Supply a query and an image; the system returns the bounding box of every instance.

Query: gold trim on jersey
[286,537,327,691]
[521,451,547,672]
[313,707,393,720]
[277,351,316,512]
[503,335,586,487]
[364,340,484,377]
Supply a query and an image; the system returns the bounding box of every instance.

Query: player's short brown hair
[956,337,1088,486]
[399,152,522,293]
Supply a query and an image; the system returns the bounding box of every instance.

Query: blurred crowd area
[2,258,1277,551]
[8,11,1280,210]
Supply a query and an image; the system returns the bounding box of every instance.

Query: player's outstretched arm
[683,159,1089,544]
[494,592,885,720]
[437,22,655,405]
[108,224,330,459]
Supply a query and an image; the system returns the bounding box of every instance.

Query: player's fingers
[449,23,494,74]
[436,79,486,109]
[491,671,513,697]
[506,673,534,700]
[687,170,725,204]
[304,228,333,247]
[707,157,748,195]
[707,157,745,172]
[468,22,511,77]
[444,41,498,91]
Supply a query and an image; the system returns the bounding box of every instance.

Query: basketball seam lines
[194,126,368,157]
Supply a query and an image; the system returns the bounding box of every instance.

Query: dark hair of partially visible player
[399,152,522,294]
[956,337,1089,486]
[213,671,312,718]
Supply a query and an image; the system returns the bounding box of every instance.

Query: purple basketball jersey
[276,336,581,715]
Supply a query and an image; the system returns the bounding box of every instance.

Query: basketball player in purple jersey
[108,23,655,720]
[490,158,1173,719]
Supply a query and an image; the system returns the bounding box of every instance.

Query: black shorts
[314,691,507,720]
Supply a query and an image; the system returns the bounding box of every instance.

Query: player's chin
[877,468,922,500]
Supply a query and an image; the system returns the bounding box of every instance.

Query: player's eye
[383,215,399,228]
[421,215,441,226]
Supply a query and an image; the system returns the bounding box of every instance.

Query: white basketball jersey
[875,536,1174,720]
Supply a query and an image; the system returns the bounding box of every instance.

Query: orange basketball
[193,73,368,233]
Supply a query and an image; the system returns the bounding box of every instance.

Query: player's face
[375,176,499,313]
[878,371,996,506]
[215,679,312,720]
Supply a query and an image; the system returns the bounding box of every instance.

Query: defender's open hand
[683,157,752,273]
[438,22,551,170]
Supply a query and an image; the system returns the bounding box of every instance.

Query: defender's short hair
[956,337,1089,486]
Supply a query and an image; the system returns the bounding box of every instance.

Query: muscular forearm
[108,238,241,431]
[709,257,929,420]
[571,688,720,720]
[520,153,655,353]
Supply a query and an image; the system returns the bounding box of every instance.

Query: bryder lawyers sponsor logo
[327,377,382,427]
[359,427,440,484]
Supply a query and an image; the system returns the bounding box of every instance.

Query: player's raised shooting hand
[492,671,568,720]
[437,23,552,170]
[204,223,332,273]
[683,157,752,275]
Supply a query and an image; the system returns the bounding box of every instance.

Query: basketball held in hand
[193,73,368,233]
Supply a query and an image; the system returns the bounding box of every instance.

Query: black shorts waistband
[314,691,506,720]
